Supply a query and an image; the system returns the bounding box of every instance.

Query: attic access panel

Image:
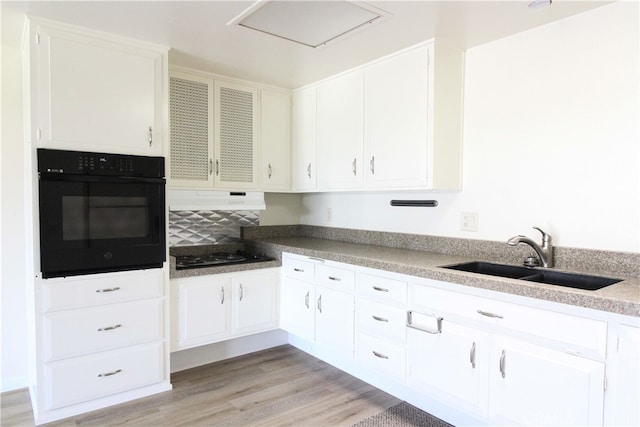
[229,1,387,48]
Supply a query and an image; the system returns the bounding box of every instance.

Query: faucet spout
[507,227,554,268]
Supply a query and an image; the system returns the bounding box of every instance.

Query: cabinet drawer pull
[328,276,342,282]
[372,351,389,359]
[477,309,504,319]
[98,369,122,378]
[317,295,322,313]
[499,350,506,378]
[96,287,120,293]
[372,286,389,292]
[305,291,310,309]
[293,268,305,273]
[470,342,476,369]
[372,315,389,323]
[97,324,122,332]
[406,311,443,334]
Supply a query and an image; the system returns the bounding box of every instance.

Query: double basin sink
[443,261,621,291]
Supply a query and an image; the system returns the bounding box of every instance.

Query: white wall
[1,45,28,391]
[300,2,640,252]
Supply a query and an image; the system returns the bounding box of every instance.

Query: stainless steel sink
[442,261,621,291]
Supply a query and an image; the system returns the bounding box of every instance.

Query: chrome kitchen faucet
[508,227,554,268]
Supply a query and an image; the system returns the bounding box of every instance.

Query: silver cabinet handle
[293,268,305,273]
[372,351,389,359]
[406,311,443,334]
[470,342,476,369]
[268,163,272,179]
[98,369,122,378]
[306,163,312,179]
[477,310,504,319]
[209,159,213,175]
[215,160,220,176]
[304,291,310,309]
[97,324,122,332]
[221,286,225,304]
[499,350,506,378]
[372,315,389,322]
[317,295,322,313]
[148,126,153,146]
[372,286,389,293]
[96,287,120,293]
[370,156,375,175]
[239,284,244,301]
[328,276,341,282]
[352,158,357,176]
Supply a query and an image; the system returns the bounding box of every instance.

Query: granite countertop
[250,236,640,318]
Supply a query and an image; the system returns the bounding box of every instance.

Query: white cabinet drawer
[42,269,163,312]
[316,264,355,293]
[356,332,405,380]
[44,299,164,361]
[358,273,407,305]
[411,282,607,357]
[282,256,315,282]
[45,342,164,410]
[357,299,406,345]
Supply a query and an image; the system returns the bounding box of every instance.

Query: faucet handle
[533,227,551,243]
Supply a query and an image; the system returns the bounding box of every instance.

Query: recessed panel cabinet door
[260,90,291,191]
[232,270,278,336]
[488,336,605,426]
[35,25,164,155]
[291,87,317,191]
[315,287,354,358]
[280,278,315,342]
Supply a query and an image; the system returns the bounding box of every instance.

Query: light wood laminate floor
[1,345,401,426]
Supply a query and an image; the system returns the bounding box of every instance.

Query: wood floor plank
[0,345,400,427]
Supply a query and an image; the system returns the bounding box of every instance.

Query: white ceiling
[1,1,611,89]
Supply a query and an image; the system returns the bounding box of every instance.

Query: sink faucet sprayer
[507,227,554,268]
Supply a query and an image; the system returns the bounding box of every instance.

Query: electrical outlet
[460,211,479,232]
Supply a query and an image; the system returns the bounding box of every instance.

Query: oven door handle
[39,173,165,184]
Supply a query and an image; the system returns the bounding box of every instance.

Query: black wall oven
[38,148,166,278]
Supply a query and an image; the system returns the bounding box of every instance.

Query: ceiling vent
[228,0,388,48]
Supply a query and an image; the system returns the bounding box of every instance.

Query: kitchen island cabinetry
[172,268,278,351]
[259,89,291,191]
[24,18,167,156]
[280,254,355,360]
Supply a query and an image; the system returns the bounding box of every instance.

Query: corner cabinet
[295,40,464,192]
[24,18,167,156]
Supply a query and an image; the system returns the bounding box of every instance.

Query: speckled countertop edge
[248,236,640,318]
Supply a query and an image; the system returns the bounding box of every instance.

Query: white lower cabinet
[31,269,170,424]
[280,254,355,358]
[406,280,606,427]
[173,268,278,351]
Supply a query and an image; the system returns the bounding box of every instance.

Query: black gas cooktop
[174,250,274,270]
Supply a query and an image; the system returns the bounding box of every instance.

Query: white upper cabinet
[294,40,463,192]
[214,80,259,189]
[291,87,317,192]
[26,19,167,156]
[169,71,214,188]
[364,46,430,189]
[259,89,291,191]
[316,71,365,191]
